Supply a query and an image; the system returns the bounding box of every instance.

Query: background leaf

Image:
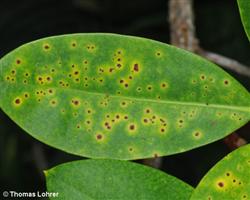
[190,144,250,200]
[237,0,250,41]
[0,33,249,160]
[45,159,193,200]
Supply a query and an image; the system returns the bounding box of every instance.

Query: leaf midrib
[5,83,250,113]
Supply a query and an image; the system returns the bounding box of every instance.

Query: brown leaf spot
[133,63,139,72]
[129,124,135,131]
[109,68,114,73]
[160,128,165,133]
[161,83,167,88]
[48,89,53,94]
[15,98,21,105]
[200,75,206,80]
[16,59,21,65]
[217,182,224,188]
[194,132,200,137]
[147,85,152,91]
[96,134,103,140]
[44,44,50,50]
[72,100,79,106]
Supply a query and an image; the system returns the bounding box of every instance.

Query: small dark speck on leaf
[201,75,205,80]
[15,99,21,104]
[224,80,229,85]
[195,132,200,137]
[218,182,224,187]
[96,134,103,140]
[44,45,50,50]
[134,63,139,72]
[129,124,135,130]
[16,59,21,64]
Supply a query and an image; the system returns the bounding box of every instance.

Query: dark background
[0,0,249,199]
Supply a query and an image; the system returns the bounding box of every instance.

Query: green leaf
[190,144,250,200]
[0,33,249,159]
[237,0,250,41]
[45,159,193,200]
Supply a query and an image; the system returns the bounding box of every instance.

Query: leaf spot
[16,59,21,65]
[14,98,22,106]
[50,99,57,107]
[145,108,151,114]
[147,85,153,91]
[156,51,161,57]
[71,99,80,106]
[161,82,168,89]
[217,182,224,188]
[24,93,29,98]
[133,63,139,72]
[128,123,136,132]
[200,75,206,80]
[224,80,229,86]
[96,134,103,141]
[193,131,202,139]
[136,87,142,92]
[43,44,50,51]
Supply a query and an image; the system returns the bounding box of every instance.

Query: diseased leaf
[237,0,250,41]
[0,33,249,159]
[45,159,193,200]
[190,144,250,200]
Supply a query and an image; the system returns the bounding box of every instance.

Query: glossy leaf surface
[0,33,249,159]
[238,0,250,41]
[45,159,193,200]
[190,144,250,200]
